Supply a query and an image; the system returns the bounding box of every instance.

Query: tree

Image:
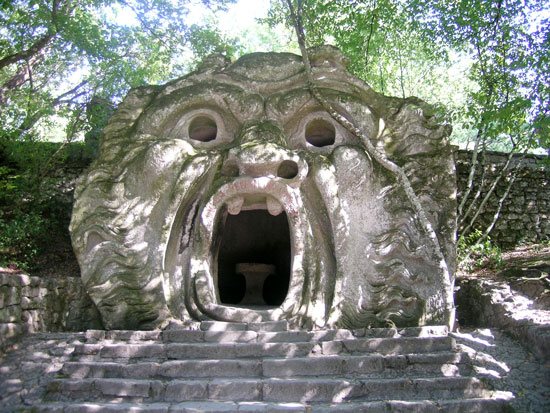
[412,0,549,255]
[266,1,463,112]
[0,0,237,269]
[267,0,549,255]
[1,0,548,269]
[0,0,237,142]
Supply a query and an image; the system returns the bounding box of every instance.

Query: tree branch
[461,143,517,237]
[397,47,406,98]
[284,0,455,328]
[0,33,55,71]
[118,0,172,49]
[457,127,482,217]
[459,150,527,267]
[458,131,489,227]
[0,0,63,70]
[17,80,90,134]
[459,139,489,229]
[52,79,89,105]
[364,1,377,70]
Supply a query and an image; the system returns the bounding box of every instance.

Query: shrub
[0,211,49,270]
[458,229,503,271]
[0,142,82,271]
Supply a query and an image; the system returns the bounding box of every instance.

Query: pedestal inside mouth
[215,209,291,307]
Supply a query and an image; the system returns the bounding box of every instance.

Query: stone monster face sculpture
[70,47,457,330]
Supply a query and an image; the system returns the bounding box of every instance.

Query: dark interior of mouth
[216,209,291,307]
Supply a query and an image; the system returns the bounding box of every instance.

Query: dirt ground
[31,230,81,278]
[0,230,80,278]
[457,243,550,310]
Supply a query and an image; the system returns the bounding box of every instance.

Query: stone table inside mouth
[236,263,276,306]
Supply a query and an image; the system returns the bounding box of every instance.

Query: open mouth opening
[215,204,291,307]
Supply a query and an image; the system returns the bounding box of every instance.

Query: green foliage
[411,0,549,154]
[1,0,242,271]
[0,211,48,270]
[270,0,548,249]
[0,165,18,197]
[186,23,241,63]
[0,161,46,270]
[1,0,548,267]
[266,0,549,155]
[0,0,237,146]
[0,141,88,270]
[458,230,503,271]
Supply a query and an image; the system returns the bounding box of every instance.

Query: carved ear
[196,53,232,73]
[307,45,350,70]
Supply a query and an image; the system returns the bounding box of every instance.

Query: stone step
[72,336,454,361]
[84,325,449,344]
[261,352,471,378]
[73,341,316,361]
[201,320,290,332]
[62,351,471,379]
[37,392,515,413]
[45,376,490,404]
[38,326,512,412]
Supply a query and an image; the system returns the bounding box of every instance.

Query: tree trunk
[459,138,488,228]
[459,151,526,266]
[460,146,515,237]
[0,51,47,109]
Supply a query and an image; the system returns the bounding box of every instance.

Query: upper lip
[225,194,283,216]
[210,177,294,217]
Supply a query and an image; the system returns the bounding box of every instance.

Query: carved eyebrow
[265,85,362,126]
[136,83,263,136]
[265,88,313,123]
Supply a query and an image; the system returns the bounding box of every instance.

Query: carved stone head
[70,46,456,330]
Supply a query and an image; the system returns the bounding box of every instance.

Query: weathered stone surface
[70,46,457,330]
[164,342,316,360]
[62,361,123,379]
[0,322,26,349]
[94,379,152,398]
[0,305,22,323]
[164,380,208,402]
[158,359,261,378]
[200,321,247,331]
[3,323,524,411]
[202,330,256,343]
[247,320,288,332]
[1,286,21,306]
[208,379,261,401]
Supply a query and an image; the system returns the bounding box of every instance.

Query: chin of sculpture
[70,46,457,330]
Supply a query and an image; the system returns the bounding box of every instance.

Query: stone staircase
[37,321,513,412]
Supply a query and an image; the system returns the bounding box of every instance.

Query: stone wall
[455,150,550,248]
[0,272,102,350]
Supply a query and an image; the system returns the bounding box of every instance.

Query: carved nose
[221,121,306,181]
[221,143,301,179]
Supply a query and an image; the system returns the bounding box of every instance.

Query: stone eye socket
[188,115,217,142]
[277,160,299,179]
[305,118,336,147]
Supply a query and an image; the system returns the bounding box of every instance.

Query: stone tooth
[267,196,283,216]
[227,196,244,215]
